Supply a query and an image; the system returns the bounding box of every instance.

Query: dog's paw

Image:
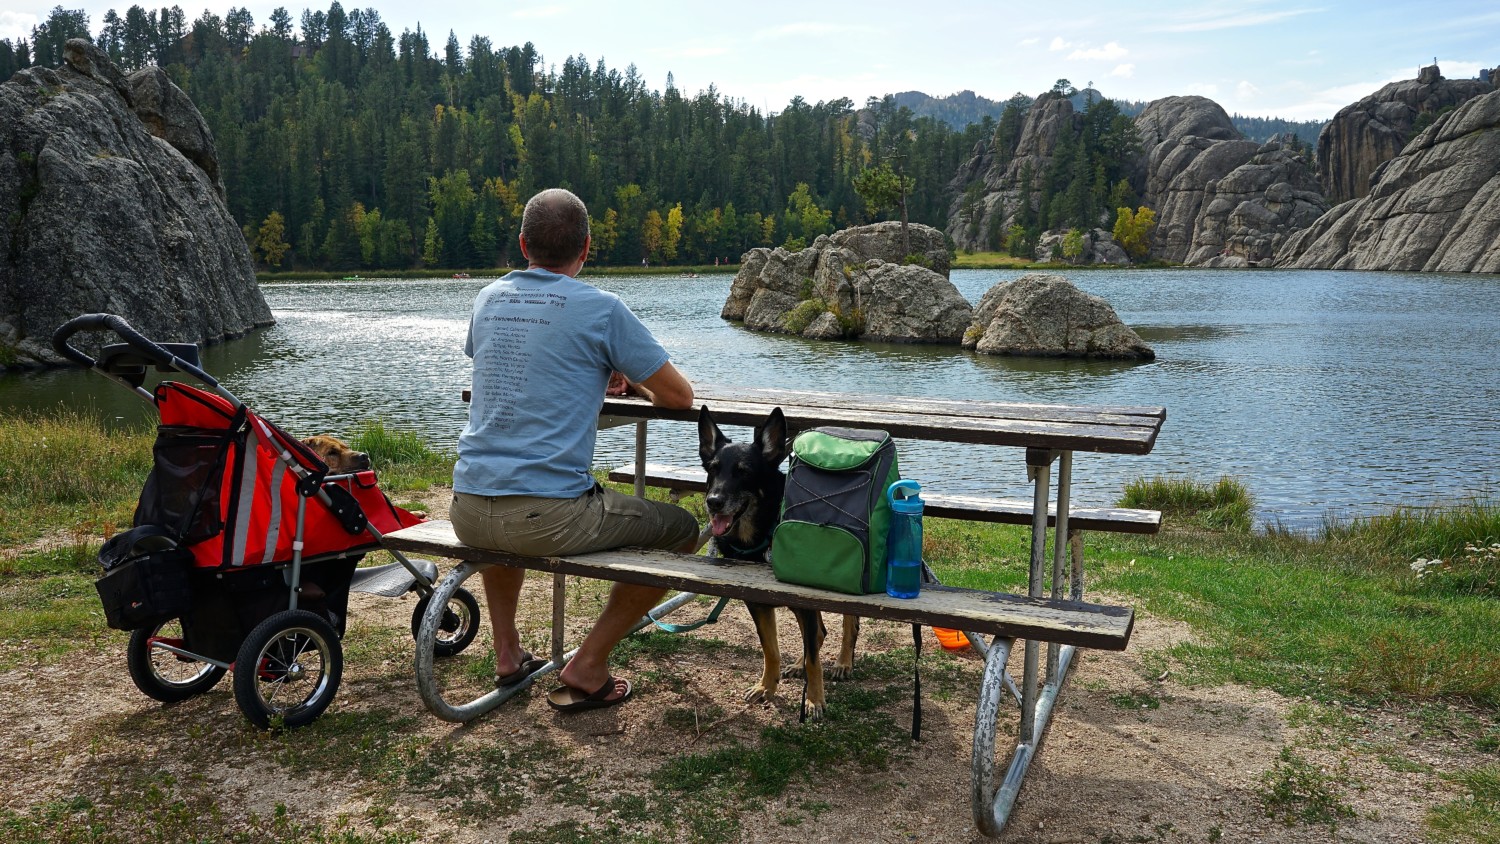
[780,662,806,680]
[743,683,777,705]
[825,664,854,681]
[802,698,827,721]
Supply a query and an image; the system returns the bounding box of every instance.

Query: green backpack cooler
[772,427,900,594]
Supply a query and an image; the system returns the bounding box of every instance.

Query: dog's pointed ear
[756,407,788,466]
[698,404,728,469]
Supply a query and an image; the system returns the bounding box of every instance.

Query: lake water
[5,268,1498,530]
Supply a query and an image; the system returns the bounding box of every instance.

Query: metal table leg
[972,636,1077,836]
[970,448,1077,836]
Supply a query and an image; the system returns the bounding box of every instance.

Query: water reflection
[1133,324,1243,343]
[4,268,1499,530]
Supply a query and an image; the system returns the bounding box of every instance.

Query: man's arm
[629,361,693,409]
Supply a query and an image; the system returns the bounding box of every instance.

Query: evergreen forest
[1,5,1323,271]
[3,5,996,270]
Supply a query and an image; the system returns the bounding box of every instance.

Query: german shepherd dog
[697,404,859,720]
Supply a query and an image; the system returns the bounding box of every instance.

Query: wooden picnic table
[389,384,1166,838]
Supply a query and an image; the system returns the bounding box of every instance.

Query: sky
[4,0,1498,120]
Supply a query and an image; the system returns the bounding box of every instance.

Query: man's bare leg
[480,565,528,676]
[556,582,669,700]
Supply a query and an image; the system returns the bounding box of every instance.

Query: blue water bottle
[886,480,924,599]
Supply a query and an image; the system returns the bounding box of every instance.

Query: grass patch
[918,492,1500,707]
[0,776,420,843]
[1327,497,1500,563]
[348,420,454,492]
[951,251,1042,269]
[652,680,909,801]
[1258,747,1356,827]
[1427,765,1500,843]
[1119,474,1253,531]
[0,409,152,546]
[0,536,100,577]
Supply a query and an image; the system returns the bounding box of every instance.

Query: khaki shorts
[451,484,699,556]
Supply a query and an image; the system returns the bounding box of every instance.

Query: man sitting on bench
[452,187,700,713]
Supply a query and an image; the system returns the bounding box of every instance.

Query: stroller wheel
[411,586,481,658]
[127,618,227,702]
[233,609,342,729]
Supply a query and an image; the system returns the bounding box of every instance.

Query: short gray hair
[520,188,590,267]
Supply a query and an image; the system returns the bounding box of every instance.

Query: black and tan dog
[301,435,372,474]
[697,404,859,720]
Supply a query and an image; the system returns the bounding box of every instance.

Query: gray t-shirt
[454,268,669,497]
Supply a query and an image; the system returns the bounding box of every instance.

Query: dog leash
[646,541,738,633]
[646,595,731,633]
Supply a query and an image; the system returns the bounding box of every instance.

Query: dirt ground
[1,491,1488,843]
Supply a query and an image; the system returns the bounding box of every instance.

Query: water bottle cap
[888,479,923,514]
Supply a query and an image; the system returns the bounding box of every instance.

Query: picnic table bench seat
[386,519,1134,651]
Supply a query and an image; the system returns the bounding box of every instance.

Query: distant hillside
[895,89,1328,144]
[891,90,1005,128]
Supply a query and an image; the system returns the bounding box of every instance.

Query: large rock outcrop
[0,39,271,367]
[1134,96,1259,263]
[1186,137,1329,267]
[1276,88,1500,273]
[963,273,1153,360]
[724,222,971,343]
[945,92,1278,265]
[1318,64,1493,206]
[945,92,1079,252]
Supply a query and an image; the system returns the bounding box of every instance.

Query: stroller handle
[52,313,219,387]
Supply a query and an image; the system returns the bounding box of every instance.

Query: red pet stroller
[54,314,481,728]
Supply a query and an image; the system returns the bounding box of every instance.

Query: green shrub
[1118,475,1253,531]
[1258,748,1355,826]
[830,303,864,338]
[782,298,827,334]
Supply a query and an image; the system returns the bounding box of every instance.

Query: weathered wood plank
[600,396,1162,455]
[605,464,1162,535]
[385,521,1134,651]
[695,385,1166,425]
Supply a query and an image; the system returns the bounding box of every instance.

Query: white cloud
[1049,36,1072,51]
[1111,64,1135,78]
[1158,8,1318,33]
[511,5,567,20]
[1019,37,1040,47]
[1236,80,1261,100]
[1437,61,1484,79]
[1067,41,1128,62]
[0,10,38,41]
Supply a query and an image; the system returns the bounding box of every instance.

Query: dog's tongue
[710,513,734,536]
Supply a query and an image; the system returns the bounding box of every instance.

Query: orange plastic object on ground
[933,627,970,650]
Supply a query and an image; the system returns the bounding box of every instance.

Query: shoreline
[253,256,1193,282]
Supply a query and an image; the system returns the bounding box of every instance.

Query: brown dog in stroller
[55,313,481,729]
